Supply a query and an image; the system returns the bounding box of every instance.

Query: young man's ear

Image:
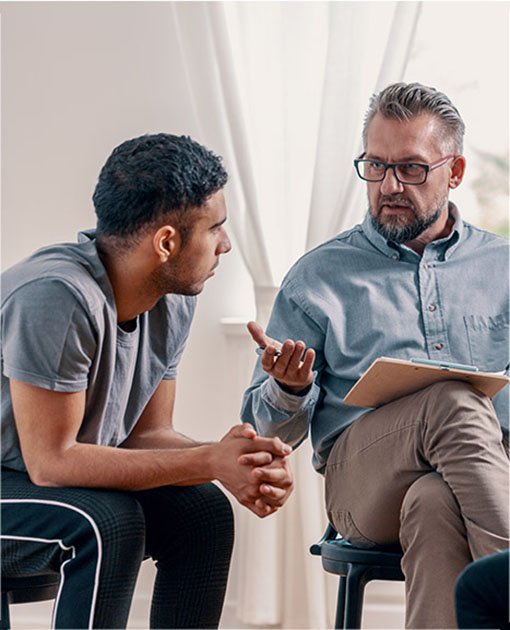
[153,225,180,263]
[449,155,466,189]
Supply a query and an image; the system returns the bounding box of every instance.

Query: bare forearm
[120,427,201,450]
[31,442,214,491]
[11,380,293,516]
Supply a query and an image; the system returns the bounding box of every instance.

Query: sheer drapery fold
[308,2,422,250]
[172,2,274,287]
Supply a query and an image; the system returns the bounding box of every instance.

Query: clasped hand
[216,424,294,518]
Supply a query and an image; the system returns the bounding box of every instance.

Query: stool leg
[344,564,368,629]
[0,593,11,630]
[334,575,346,629]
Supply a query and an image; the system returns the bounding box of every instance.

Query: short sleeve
[1,279,97,391]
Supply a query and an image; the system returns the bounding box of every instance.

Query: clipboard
[343,357,510,408]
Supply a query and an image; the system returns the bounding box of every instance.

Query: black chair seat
[311,524,404,629]
[320,538,403,571]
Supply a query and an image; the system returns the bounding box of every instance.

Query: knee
[400,473,461,541]
[420,380,501,442]
[143,483,234,563]
[424,380,493,415]
[182,483,234,544]
[184,484,234,562]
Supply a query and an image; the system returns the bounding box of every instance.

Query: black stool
[311,524,404,629]
[1,574,60,630]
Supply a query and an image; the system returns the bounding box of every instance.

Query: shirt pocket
[463,313,509,372]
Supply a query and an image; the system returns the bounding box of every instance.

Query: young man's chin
[172,281,206,297]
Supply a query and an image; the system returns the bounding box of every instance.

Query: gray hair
[362,82,465,153]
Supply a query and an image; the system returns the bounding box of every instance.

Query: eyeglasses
[354,153,456,185]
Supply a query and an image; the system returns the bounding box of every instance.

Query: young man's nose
[218,234,232,255]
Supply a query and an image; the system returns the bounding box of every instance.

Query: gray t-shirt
[1,230,196,472]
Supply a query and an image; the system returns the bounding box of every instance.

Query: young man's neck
[97,244,160,323]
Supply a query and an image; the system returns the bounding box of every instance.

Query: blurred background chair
[310,523,404,629]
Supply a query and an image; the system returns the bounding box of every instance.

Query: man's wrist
[275,379,313,397]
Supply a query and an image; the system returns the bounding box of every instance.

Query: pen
[410,357,479,372]
[256,345,282,357]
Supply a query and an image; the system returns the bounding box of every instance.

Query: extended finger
[247,321,281,353]
[247,321,268,346]
[238,451,273,466]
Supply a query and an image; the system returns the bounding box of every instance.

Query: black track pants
[1,470,234,629]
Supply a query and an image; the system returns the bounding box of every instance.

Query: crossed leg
[325,381,509,628]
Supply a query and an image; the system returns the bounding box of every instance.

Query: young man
[242,83,509,628]
[1,134,293,628]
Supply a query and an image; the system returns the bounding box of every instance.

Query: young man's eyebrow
[210,217,227,229]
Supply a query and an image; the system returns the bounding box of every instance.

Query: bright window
[404,2,509,236]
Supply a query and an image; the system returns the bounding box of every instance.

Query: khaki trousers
[325,380,509,629]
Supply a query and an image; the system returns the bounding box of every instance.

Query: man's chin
[379,213,412,230]
[371,214,423,243]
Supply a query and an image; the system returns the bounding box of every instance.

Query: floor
[7,579,406,629]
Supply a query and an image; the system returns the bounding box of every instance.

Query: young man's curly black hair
[93,133,228,246]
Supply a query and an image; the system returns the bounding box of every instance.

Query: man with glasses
[242,83,509,628]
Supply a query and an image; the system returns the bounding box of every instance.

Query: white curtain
[173,2,421,626]
[308,1,423,249]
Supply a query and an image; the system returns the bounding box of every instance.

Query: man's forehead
[365,113,443,159]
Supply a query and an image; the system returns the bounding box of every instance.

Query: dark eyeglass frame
[353,153,457,185]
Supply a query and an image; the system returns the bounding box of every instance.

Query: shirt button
[434,342,444,350]
[428,304,437,312]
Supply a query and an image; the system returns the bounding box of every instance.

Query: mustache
[378,195,416,213]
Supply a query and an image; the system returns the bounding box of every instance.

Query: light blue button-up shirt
[241,204,509,473]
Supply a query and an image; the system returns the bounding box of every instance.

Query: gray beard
[370,206,443,244]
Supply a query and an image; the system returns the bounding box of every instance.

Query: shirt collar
[361,201,464,261]
[78,228,97,243]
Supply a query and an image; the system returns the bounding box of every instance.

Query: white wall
[1,0,256,432]
[1,2,258,627]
